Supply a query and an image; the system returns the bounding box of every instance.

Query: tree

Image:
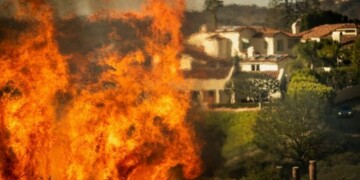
[293,39,340,69]
[232,73,280,103]
[287,70,334,98]
[204,0,223,30]
[253,92,336,167]
[267,0,320,30]
[299,10,350,31]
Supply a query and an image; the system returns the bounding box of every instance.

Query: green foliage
[253,92,336,166]
[267,0,320,30]
[241,166,280,180]
[293,39,340,69]
[232,73,280,102]
[317,152,360,179]
[318,67,358,90]
[204,111,258,159]
[350,39,360,74]
[204,0,224,30]
[287,70,334,98]
[300,10,350,31]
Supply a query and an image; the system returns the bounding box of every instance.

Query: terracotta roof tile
[340,35,360,45]
[183,67,233,79]
[301,23,359,40]
[216,26,300,37]
[240,54,290,63]
[239,71,280,79]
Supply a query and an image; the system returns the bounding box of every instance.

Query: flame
[0,0,202,179]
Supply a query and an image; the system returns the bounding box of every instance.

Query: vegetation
[203,111,258,159]
[292,39,340,70]
[287,70,334,98]
[299,10,353,31]
[232,73,280,103]
[253,92,337,167]
[204,0,223,30]
[267,0,321,30]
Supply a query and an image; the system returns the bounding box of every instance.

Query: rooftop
[240,54,290,63]
[301,23,360,40]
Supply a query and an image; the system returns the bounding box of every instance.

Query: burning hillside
[0,0,202,179]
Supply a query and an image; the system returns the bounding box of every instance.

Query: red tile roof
[181,45,233,80]
[183,67,233,79]
[240,54,290,63]
[216,26,300,37]
[301,23,359,40]
[239,71,280,79]
[340,35,360,46]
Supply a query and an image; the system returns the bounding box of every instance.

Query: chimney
[247,46,254,59]
[291,19,301,34]
[332,31,342,42]
[199,24,208,33]
[309,160,317,180]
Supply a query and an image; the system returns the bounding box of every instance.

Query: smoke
[49,0,144,17]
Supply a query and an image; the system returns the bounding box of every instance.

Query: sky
[0,0,270,17]
[186,0,269,10]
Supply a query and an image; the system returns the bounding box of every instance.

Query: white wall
[180,54,192,70]
[219,32,240,56]
[240,63,278,72]
[265,37,274,55]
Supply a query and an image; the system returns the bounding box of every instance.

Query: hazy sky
[186,0,269,10]
[0,0,270,17]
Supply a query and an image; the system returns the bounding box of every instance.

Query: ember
[0,0,202,179]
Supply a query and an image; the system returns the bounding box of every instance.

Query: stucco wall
[180,54,192,70]
[273,33,291,54]
[220,32,241,56]
[240,63,278,72]
[239,29,255,51]
[203,39,219,57]
[251,38,267,54]
[265,37,274,55]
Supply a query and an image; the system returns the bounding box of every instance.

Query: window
[251,64,260,71]
[276,40,284,52]
[264,41,268,49]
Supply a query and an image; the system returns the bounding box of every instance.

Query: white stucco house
[180,45,235,105]
[187,25,301,58]
[300,23,360,46]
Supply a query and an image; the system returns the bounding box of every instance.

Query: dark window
[251,64,260,71]
[276,40,284,52]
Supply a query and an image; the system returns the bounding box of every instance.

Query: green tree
[232,73,280,104]
[287,70,334,98]
[267,0,320,30]
[300,10,350,31]
[350,39,360,75]
[293,39,340,70]
[253,92,335,167]
[204,0,223,30]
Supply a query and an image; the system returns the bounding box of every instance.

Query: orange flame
[0,0,202,179]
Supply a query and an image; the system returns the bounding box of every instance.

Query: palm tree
[204,0,223,31]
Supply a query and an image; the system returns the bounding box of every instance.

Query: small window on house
[344,30,355,33]
[276,40,284,52]
[251,64,260,71]
[264,41,268,49]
